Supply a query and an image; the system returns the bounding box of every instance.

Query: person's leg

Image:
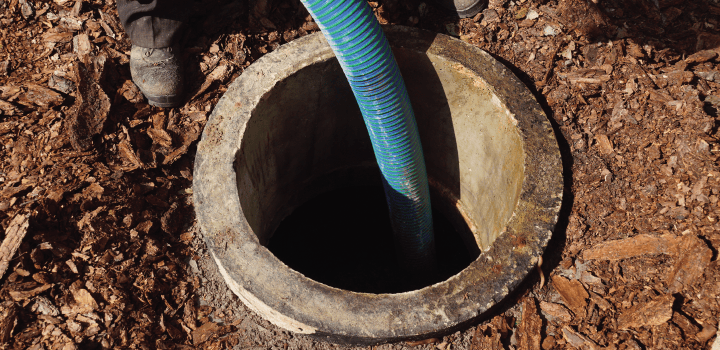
[118,0,190,49]
[118,0,191,107]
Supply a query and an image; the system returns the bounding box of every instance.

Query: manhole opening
[267,185,479,294]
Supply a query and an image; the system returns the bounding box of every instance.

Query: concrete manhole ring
[193,26,563,344]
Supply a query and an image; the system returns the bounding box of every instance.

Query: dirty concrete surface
[193,25,561,343]
[0,0,719,349]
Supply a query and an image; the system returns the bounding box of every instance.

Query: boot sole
[433,0,488,18]
[456,0,487,18]
[145,93,183,108]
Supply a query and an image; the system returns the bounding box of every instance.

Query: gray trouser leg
[117,0,192,48]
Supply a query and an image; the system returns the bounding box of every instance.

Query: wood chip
[671,312,699,339]
[666,234,713,293]
[161,202,180,234]
[685,50,718,64]
[66,319,82,332]
[472,316,507,349]
[31,296,59,316]
[664,70,695,86]
[192,322,221,345]
[649,89,673,102]
[162,128,201,165]
[697,323,718,342]
[557,69,611,85]
[73,33,93,62]
[147,128,173,148]
[9,283,53,301]
[135,220,154,235]
[23,84,64,109]
[0,86,21,100]
[70,0,82,17]
[552,275,589,315]
[0,214,29,280]
[192,63,232,99]
[71,288,98,313]
[618,294,674,330]
[595,134,614,155]
[42,31,73,44]
[589,291,612,312]
[0,99,18,115]
[561,326,602,350]
[539,300,573,323]
[117,79,144,104]
[65,260,78,274]
[517,298,542,350]
[626,42,645,58]
[542,336,556,350]
[583,233,682,261]
[67,58,110,151]
[76,206,105,231]
[81,182,104,199]
[118,138,144,170]
[0,301,18,343]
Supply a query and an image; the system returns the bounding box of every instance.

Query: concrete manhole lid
[193,26,562,344]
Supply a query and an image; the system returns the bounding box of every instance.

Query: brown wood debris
[117,137,144,170]
[147,127,173,148]
[685,50,718,64]
[192,322,223,345]
[0,214,29,280]
[20,84,64,109]
[666,234,713,293]
[67,58,110,151]
[582,233,682,261]
[552,275,589,316]
[594,134,614,155]
[618,294,674,330]
[9,283,53,302]
[191,63,233,100]
[561,326,603,350]
[517,298,542,350]
[0,301,18,343]
[696,323,718,343]
[588,292,612,312]
[539,300,574,323]
[472,315,510,350]
[557,68,611,85]
[70,287,98,314]
[671,312,699,340]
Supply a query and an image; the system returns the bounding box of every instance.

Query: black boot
[118,0,190,107]
[129,45,184,108]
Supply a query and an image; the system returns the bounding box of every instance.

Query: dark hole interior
[267,185,478,294]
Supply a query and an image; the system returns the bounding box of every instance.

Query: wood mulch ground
[0,0,719,349]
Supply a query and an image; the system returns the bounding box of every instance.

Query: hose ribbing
[300,0,437,274]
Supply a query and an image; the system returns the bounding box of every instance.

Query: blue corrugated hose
[300,0,437,275]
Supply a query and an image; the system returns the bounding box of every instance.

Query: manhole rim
[193,25,563,344]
